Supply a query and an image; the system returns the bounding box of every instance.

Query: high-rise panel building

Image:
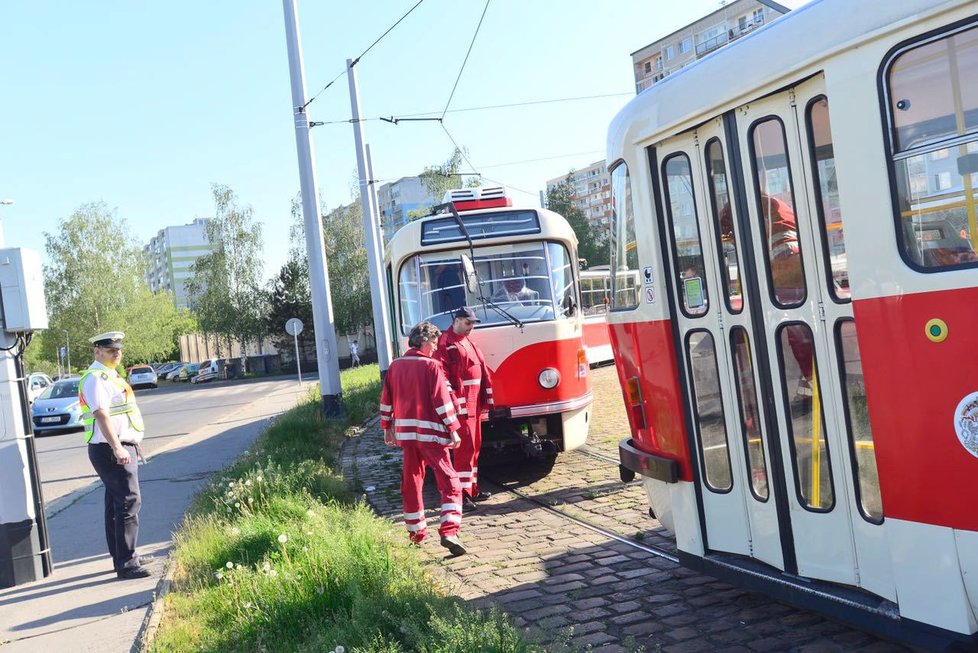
[143,218,217,309]
[377,176,438,242]
[545,160,613,229]
[631,0,790,94]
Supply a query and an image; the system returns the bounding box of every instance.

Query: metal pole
[64,330,70,375]
[282,0,344,417]
[293,331,302,386]
[347,61,393,375]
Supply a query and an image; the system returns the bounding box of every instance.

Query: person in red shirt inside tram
[720,193,814,400]
[435,306,495,513]
[380,320,467,556]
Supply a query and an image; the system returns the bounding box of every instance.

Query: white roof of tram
[607,0,967,160]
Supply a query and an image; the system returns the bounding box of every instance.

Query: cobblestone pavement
[341,366,910,652]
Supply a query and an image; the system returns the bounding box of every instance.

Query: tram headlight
[538,368,560,389]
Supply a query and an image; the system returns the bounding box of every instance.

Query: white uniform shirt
[81,361,143,445]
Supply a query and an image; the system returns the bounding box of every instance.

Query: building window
[665,45,675,61]
[739,16,748,31]
[935,171,953,190]
[753,8,764,24]
[679,37,692,53]
[644,61,651,74]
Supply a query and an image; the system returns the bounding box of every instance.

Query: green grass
[151,364,531,653]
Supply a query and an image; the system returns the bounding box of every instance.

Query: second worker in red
[436,307,494,512]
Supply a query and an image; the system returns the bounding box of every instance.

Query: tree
[41,201,192,369]
[321,200,372,337]
[265,257,315,363]
[546,175,610,268]
[186,185,267,361]
[411,148,481,219]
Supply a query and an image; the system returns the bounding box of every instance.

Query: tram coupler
[519,423,558,459]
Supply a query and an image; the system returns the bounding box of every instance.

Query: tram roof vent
[442,186,512,210]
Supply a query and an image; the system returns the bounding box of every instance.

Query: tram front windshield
[398,241,576,333]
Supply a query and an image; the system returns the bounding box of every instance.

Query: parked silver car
[27,372,53,404]
[30,378,84,434]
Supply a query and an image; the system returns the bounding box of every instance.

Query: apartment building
[143,218,217,309]
[377,176,438,242]
[545,160,613,228]
[632,0,790,93]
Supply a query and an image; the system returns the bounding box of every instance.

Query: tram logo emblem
[953,392,978,459]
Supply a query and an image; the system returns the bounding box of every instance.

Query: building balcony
[695,32,729,57]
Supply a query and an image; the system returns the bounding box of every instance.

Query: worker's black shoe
[462,496,478,513]
[117,565,151,580]
[473,491,492,502]
[440,535,467,556]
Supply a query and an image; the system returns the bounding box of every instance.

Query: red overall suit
[435,329,494,500]
[379,348,463,543]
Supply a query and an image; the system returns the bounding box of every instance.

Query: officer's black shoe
[440,535,467,556]
[473,491,492,502]
[117,566,152,580]
[462,496,478,513]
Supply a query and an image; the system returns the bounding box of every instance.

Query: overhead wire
[302,0,427,110]
[441,0,491,120]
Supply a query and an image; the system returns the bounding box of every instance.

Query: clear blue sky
[1,0,804,281]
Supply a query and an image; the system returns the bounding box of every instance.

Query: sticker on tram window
[643,266,654,284]
[683,277,704,309]
[954,391,978,459]
[645,286,655,304]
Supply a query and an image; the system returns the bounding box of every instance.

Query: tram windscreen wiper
[432,199,524,330]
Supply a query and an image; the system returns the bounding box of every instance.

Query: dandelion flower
[234,502,241,508]
[226,561,234,569]
[231,527,240,536]
[278,534,288,544]
[316,586,324,595]
[215,571,223,580]
[335,646,344,653]
[236,564,242,570]
[306,531,313,536]
[269,569,278,577]
[248,497,254,503]
[228,482,235,488]
[263,562,271,572]
[306,509,315,517]
[243,601,252,609]
[245,479,252,487]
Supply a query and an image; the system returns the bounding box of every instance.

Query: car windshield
[397,241,576,333]
[40,380,80,400]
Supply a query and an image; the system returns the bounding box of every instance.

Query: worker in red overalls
[380,320,467,556]
[435,306,494,512]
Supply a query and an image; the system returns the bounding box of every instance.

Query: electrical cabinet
[0,248,48,332]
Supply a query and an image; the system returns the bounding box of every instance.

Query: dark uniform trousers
[87,442,141,571]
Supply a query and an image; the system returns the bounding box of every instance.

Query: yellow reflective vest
[79,367,145,443]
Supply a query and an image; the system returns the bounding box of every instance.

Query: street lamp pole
[63,331,70,375]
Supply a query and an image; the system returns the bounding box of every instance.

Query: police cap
[89,331,125,349]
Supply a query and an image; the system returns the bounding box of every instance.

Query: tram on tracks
[607,0,978,647]
[385,186,592,458]
[579,266,615,366]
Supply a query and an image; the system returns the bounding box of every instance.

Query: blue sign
[59,346,66,359]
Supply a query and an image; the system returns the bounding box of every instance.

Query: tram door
[659,76,893,591]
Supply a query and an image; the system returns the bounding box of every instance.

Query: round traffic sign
[285,317,304,336]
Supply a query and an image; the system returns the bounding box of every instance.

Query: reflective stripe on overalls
[79,369,145,443]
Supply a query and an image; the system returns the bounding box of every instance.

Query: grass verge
[150,364,530,653]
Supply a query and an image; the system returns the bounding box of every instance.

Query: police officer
[79,331,150,579]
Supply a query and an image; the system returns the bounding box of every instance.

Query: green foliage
[322,200,372,337]
[411,148,481,220]
[41,201,191,368]
[152,366,527,653]
[186,185,267,358]
[265,257,315,362]
[546,176,610,269]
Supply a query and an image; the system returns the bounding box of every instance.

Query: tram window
[835,320,883,523]
[886,24,978,271]
[686,331,733,492]
[806,97,850,302]
[663,153,710,317]
[610,162,640,310]
[750,118,807,308]
[397,243,571,332]
[705,138,743,313]
[730,327,768,500]
[777,323,834,512]
[580,269,611,316]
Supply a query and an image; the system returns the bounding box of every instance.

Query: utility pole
[0,216,53,588]
[282,0,344,417]
[347,60,393,375]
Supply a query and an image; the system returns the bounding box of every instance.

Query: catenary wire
[302,0,427,110]
[441,0,491,120]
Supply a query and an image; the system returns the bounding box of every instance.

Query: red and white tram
[385,187,592,458]
[579,266,615,366]
[608,0,978,647]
